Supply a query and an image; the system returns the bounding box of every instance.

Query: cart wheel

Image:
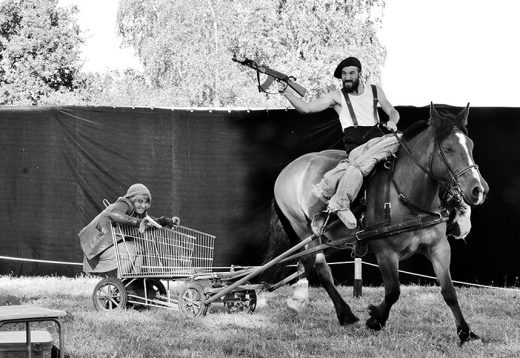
[92,277,127,311]
[178,282,209,317]
[126,279,167,309]
[224,288,257,314]
[147,279,167,298]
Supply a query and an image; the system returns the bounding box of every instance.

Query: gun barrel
[260,66,289,80]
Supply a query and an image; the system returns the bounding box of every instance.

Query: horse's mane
[401,120,429,141]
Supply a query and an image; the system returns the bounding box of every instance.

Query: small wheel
[92,277,127,311]
[178,282,209,317]
[224,288,257,314]
[147,279,167,298]
[127,279,167,309]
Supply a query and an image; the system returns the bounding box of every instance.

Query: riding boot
[286,278,309,313]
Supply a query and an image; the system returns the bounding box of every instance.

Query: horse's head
[429,103,489,206]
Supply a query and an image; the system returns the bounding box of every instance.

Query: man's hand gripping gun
[232,56,307,97]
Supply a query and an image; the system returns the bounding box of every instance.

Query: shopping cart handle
[145,215,163,229]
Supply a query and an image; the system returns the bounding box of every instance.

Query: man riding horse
[280,56,472,235]
[279,56,473,311]
[280,57,400,230]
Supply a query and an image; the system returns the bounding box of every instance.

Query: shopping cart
[92,221,216,313]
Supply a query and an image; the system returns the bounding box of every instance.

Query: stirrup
[311,210,332,236]
[351,240,368,258]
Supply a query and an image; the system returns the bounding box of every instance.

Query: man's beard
[343,78,360,93]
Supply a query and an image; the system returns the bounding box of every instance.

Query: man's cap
[334,57,362,79]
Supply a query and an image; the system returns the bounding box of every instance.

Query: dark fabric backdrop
[0,106,518,286]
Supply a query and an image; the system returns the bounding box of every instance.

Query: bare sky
[61,0,520,107]
[59,0,141,72]
[380,0,520,107]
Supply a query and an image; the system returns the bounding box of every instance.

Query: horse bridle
[393,128,478,203]
[430,134,480,201]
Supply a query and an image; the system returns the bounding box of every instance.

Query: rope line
[1,255,518,292]
[359,260,520,292]
[0,255,83,266]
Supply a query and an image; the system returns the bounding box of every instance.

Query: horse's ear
[457,103,470,127]
[429,102,441,127]
[429,102,439,119]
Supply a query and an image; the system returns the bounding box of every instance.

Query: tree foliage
[0,0,85,105]
[117,0,386,108]
[0,0,386,107]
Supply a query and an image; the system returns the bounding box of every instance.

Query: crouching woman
[78,183,179,276]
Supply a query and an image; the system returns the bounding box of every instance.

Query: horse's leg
[429,240,479,346]
[286,259,312,313]
[366,251,400,330]
[314,252,359,325]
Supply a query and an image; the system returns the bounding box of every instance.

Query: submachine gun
[232,56,307,97]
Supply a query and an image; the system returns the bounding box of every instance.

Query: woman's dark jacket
[78,197,142,260]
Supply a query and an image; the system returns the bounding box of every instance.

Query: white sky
[379,0,520,107]
[59,0,142,72]
[60,0,520,107]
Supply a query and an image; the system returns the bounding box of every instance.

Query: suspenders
[341,84,379,126]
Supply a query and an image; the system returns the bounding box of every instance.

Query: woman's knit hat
[124,183,151,203]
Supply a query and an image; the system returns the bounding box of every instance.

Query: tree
[117,0,232,107]
[0,0,84,105]
[116,0,386,108]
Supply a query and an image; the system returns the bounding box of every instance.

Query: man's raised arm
[281,87,338,114]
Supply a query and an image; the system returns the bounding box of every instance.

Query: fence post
[353,257,363,297]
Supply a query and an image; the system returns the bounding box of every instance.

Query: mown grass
[0,275,519,357]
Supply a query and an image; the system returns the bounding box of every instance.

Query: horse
[265,103,489,345]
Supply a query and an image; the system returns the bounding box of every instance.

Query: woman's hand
[154,216,181,227]
[138,218,150,233]
[138,216,162,233]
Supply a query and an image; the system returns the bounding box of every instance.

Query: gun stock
[286,79,307,97]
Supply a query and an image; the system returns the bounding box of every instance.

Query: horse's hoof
[458,330,481,346]
[366,317,383,331]
[286,298,308,313]
[367,304,380,318]
[338,314,360,326]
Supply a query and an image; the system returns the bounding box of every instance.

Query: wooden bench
[0,305,67,358]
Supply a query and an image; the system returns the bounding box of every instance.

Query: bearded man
[280,56,400,231]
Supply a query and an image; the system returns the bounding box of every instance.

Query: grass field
[0,275,519,357]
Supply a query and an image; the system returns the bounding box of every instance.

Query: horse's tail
[261,199,301,283]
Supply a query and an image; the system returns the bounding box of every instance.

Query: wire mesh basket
[111,223,215,278]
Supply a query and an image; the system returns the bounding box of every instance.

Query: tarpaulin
[0,106,340,276]
[0,105,518,285]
